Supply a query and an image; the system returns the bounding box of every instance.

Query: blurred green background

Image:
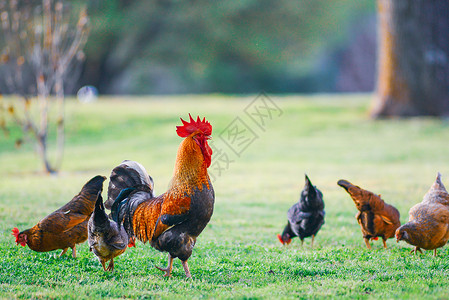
[79,0,376,94]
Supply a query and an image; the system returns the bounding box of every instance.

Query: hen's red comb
[277,234,284,244]
[176,114,212,138]
[12,227,19,238]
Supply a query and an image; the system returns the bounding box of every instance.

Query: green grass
[2,94,449,299]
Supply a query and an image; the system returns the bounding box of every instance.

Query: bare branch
[0,0,89,173]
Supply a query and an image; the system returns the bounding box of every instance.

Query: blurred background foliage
[78,0,376,95]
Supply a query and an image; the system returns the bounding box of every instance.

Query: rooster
[277,174,325,247]
[88,192,129,271]
[338,179,400,249]
[396,173,449,256]
[12,175,106,257]
[106,115,214,278]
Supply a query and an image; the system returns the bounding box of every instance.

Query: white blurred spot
[77,85,98,103]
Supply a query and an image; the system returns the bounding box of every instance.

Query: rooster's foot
[155,254,173,277]
[155,265,172,277]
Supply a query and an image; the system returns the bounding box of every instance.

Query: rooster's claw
[155,265,172,277]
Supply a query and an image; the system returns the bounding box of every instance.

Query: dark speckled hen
[88,193,128,271]
[107,115,214,278]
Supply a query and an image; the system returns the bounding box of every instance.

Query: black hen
[278,175,325,246]
[88,193,129,271]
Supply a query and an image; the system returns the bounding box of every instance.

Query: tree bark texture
[372,0,449,117]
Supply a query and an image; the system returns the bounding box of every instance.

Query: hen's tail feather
[432,172,447,193]
[300,174,324,211]
[93,192,109,225]
[304,174,316,198]
[337,179,363,201]
[337,180,352,191]
[59,175,106,213]
[106,160,154,209]
[337,179,368,207]
[81,175,107,196]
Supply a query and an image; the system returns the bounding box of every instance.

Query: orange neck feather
[168,135,210,195]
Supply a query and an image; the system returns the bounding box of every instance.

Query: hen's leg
[59,248,68,257]
[71,245,77,258]
[155,253,174,277]
[101,260,107,271]
[434,249,437,257]
[410,247,422,255]
[364,238,371,249]
[311,235,315,248]
[181,260,192,278]
[107,259,114,271]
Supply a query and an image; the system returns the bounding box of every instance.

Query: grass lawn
[1,94,449,299]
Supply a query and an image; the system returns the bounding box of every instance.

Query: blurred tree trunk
[372,0,449,117]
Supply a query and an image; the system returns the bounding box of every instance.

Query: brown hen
[12,175,106,257]
[338,179,401,249]
[396,173,449,256]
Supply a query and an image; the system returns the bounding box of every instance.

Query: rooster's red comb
[176,114,212,137]
[12,227,19,237]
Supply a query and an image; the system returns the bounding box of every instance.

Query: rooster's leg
[181,260,192,278]
[71,245,77,258]
[59,248,68,257]
[107,259,114,271]
[364,238,371,249]
[382,238,387,249]
[311,235,315,248]
[155,253,174,277]
[434,249,437,257]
